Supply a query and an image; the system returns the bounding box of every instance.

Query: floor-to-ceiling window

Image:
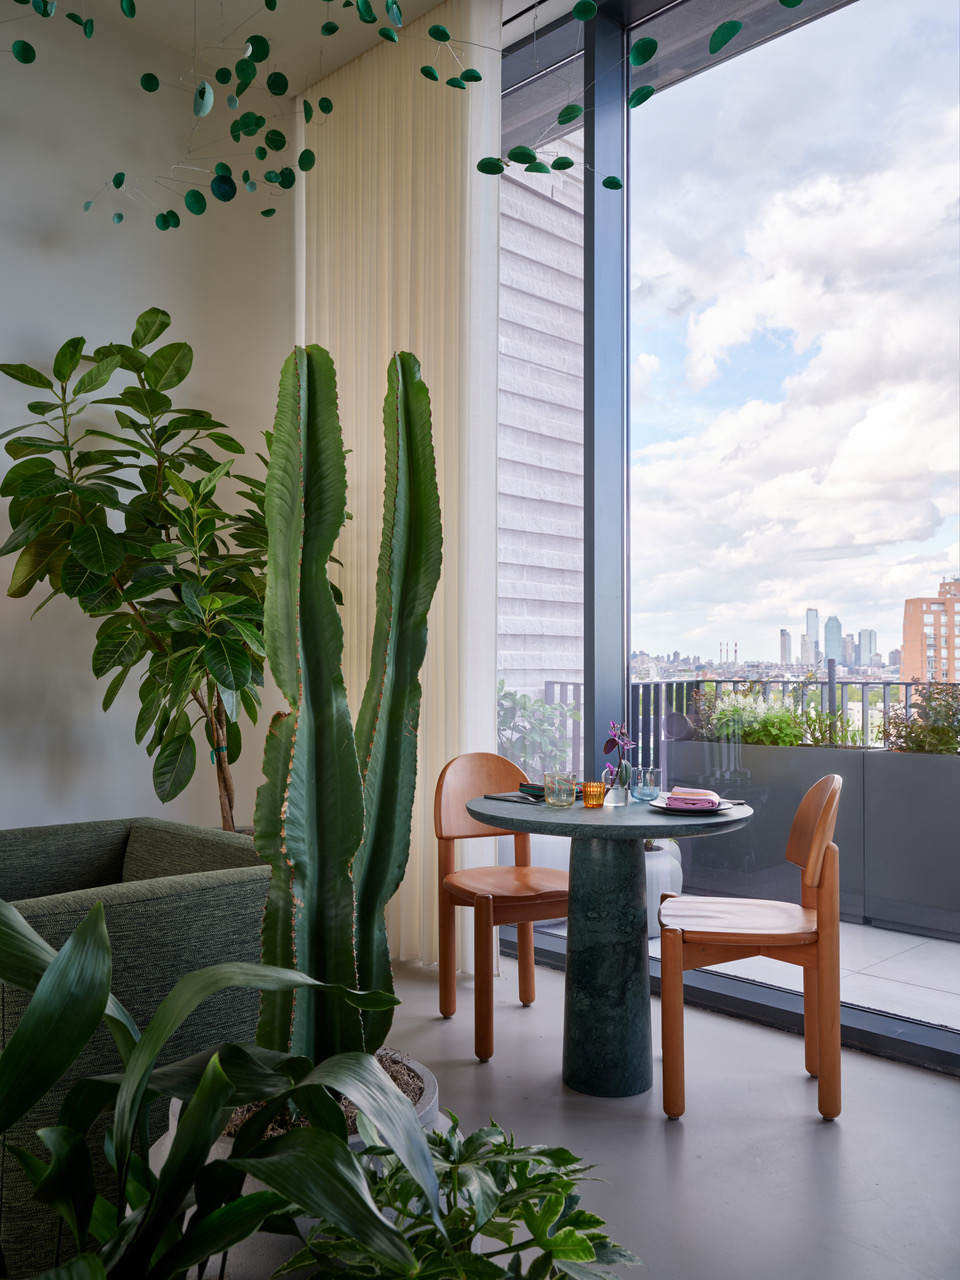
[626,0,960,1040]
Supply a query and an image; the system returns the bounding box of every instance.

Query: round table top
[465,795,753,841]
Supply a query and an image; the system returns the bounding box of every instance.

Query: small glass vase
[603,761,631,807]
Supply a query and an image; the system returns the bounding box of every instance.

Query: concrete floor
[389,958,960,1280]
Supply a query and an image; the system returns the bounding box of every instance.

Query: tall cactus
[255,347,442,1062]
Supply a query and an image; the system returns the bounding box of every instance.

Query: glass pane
[627,0,960,1025]
[497,55,585,786]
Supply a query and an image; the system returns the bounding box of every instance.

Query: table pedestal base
[562,835,652,1097]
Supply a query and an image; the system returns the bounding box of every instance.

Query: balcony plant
[255,346,443,1064]
[883,680,960,754]
[0,309,269,831]
[497,680,582,780]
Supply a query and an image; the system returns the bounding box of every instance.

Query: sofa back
[0,818,131,902]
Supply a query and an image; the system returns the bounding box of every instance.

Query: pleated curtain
[297,0,502,971]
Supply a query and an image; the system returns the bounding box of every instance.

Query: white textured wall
[497,131,585,699]
[0,17,294,831]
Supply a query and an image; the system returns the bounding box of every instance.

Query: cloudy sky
[628,0,959,664]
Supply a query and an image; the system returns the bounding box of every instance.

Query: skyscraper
[842,634,856,667]
[858,628,878,669]
[805,608,819,657]
[780,629,792,665]
[800,633,815,667]
[824,616,842,664]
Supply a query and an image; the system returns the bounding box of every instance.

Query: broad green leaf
[70,523,125,574]
[98,386,172,419]
[8,534,68,598]
[53,338,86,384]
[94,342,148,374]
[148,1189,291,1279]
[165,470,195,503]
[229,1129,415,1270]
[72,354,122,396]
[5,437,69,459]
[33,1126,98,1248]
[78,582,123,615]
[101,664,133,710]
[0,363,54,391]
[227,616,266,655]
[204,634,252,691]
[0,507,54,556]
[131,307,171,349]
[144,341,194,392]
[206,431,245,454]
[0,900,137,1056]
[0,456,56,498]
[152,730,197,802]
[0,904,111,1133]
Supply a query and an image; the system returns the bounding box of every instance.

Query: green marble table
[465,795,753,1097]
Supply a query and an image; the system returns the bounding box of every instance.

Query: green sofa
[0,816,271,1278]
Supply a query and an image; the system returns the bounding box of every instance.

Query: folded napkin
[665,786,721,811]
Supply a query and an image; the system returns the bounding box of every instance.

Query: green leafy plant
[803,706,864,748]
[274,1111,642,1279]
[0,309,269,830]
[0,894,440,1280]
[497,681,582,781]
[884,680,960,754]
[255,347,443,1064]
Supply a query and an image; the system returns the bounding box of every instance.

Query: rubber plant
[255,346,442,1062]
[0,308,269,831]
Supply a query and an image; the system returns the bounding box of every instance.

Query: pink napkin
[665,786,721,811]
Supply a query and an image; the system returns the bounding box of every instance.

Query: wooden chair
[658,774,843,1120]
[436,753,570,1061]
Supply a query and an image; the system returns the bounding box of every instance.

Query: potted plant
[0,310,269,831]
[0,897,640,1280]
[254,345,443,1064]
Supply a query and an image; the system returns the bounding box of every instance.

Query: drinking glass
[581,780,606,808]
[631,766,661,802]
[544,770,577,807]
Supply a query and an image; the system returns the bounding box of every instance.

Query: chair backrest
[435,753,529,841]
[784,775,842,888]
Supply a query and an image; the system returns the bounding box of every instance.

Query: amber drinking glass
[581,780,606,808]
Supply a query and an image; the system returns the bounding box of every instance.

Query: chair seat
[659,895,818,946]
[443,865,569,909]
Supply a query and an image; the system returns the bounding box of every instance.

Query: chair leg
[474,895,495,1062]
[817,947,842,1120]
[660,927,685,1119]
[517,921,536,1006]
[803,966,819,1077]
[438,889,457,1019]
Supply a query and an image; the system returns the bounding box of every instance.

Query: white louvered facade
[497,131,585,701]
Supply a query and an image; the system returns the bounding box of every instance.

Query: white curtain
[298,0,502,971]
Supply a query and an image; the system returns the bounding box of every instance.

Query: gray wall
[0,16,295,830]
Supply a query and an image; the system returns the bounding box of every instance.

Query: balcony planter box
[663,740,959,942]
[863,750,960,941]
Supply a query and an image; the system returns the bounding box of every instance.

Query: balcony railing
[536,677,949,776]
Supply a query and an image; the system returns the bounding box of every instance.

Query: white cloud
[627,4,959,661]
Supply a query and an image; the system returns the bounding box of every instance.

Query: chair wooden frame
[436,753,569,1061]
[658,774,842,1120]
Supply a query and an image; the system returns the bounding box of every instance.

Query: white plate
[648,796,734,813]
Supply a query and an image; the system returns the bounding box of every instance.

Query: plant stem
[214,688,236,832]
